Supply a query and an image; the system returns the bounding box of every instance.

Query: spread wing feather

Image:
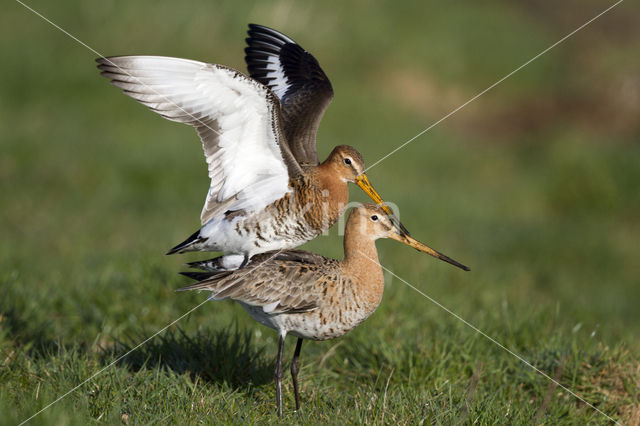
[245,24,334,166]
[97,55,302,224]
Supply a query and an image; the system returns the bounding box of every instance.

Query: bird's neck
[342,226,385,308]
[314,161,349,211]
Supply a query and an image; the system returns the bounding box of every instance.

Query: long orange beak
[355,174,468,270]
[389,230,470,271]
[355,174,411,235]
[355,174,389,211]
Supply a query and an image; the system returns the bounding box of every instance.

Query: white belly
[198,212,318,256]
[238,302,375,341]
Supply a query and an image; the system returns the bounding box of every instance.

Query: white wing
[97,56,302,224]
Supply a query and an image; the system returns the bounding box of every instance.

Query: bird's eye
[343,158,352,165]
[371,215,378,221]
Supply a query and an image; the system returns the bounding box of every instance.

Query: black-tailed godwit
[179,204,469,415]
[96,24,399,270]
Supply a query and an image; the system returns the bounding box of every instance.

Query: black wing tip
[245,24,331,89]
[248,23,265,31]
[246,23,294,47]
[95,56,120,65]
[247,23,279,35]
[96,57,109,71]
[95,57,128,75]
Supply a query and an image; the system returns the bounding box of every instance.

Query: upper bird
[97,24,397,270]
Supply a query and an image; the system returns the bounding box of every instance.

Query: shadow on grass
[0,282,274,391]
[109,325,274,389]
[0,305,65,358]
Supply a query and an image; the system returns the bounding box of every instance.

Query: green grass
[2,0,640,424]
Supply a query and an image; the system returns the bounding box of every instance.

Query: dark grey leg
[290,338,304,411]
[275,334,286,417]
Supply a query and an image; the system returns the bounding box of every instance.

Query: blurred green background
[1,0,639,423]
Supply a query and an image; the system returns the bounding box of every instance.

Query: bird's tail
[166,229,207,255]
[177,264,233,292]
[177,254,235,292]
[185,257,228,271]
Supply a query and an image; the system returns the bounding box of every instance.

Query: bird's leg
[290,338,304,411]
[275,333,286,417]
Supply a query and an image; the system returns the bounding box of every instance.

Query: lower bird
[179,204,469,416]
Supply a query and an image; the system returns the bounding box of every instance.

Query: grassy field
[2,0,639,424]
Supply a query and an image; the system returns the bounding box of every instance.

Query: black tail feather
[167,229,206,255]
[179,271,217,281]
[186,257,226,271]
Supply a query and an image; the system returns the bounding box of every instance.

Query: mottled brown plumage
[180,204,469,415]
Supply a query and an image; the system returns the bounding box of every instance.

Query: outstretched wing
[97,56,302,224]
[245,24,334,166]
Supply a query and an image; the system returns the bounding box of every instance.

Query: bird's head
[326,145,365,182]
[348,204,470,271]
[325,145,399,220]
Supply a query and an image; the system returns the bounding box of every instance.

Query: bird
[96,24,402,270]
[179,203,469,416]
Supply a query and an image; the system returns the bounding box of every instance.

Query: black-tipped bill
[389,231,470,271]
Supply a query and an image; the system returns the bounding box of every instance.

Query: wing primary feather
[97,55,302,225]
[244,24,334,166]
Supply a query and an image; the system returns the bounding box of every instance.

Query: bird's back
[180,249,382,340]
[180,250,339,313]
